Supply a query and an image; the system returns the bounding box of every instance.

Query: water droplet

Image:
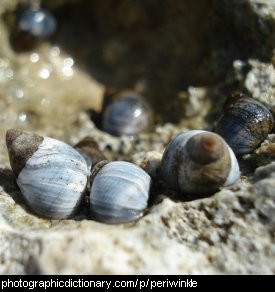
[15,89,24,99]
[62,67,74,78]
[30,53,40,63]
[50,46,60,57]
[63,57,74,67]
[5,69,14,80]
[41,98,49,106]
[18,112,27,122]
[61,57,74,78]
[39,68,50,79]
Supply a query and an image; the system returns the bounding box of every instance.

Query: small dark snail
[102,90,152,137]
[10,8,57,51]
[215,95,274,156]
[160,130,240,196]
[74,136,107,170]
[6,129,89,219]
[17,8,57,39]
[90,161,151,224]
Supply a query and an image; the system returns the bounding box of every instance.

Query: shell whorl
[160,130,240,196]
[6,129,89,219]
[185,132,225,165]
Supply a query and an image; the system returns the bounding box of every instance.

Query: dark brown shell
[74,137,106,169]
[6,129,43,177]
[215,96,274,156]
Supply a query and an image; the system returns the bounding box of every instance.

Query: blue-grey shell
[17,137,89,219]
[102,94,152,136]
[215,97,274,155]
[90,161,151,223]
[18,9,57,39]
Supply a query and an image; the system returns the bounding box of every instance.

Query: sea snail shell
[90,161,151,224]
[215,95,274,156]
[18,8,57,39]
[102,91,152,137]
[160,130,240,196]
[6,129,89,219]
[74,136,107,170]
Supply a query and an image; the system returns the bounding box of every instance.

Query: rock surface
[0,0,274,274]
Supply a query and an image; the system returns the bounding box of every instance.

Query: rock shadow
[0,168,24,205]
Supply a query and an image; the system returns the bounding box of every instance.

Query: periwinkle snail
[160,130,240,196]
[6,129,89,219]
[74,136,107,170]
[17,8,57,40]
[102,90,152,137]
[11,8,57,51]
[90,161,151,224]
[215,94,274,156]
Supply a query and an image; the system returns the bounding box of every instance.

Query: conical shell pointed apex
[186,132,225,165]
[6,129,44,176]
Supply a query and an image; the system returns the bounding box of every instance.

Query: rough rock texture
[0,0,274,274]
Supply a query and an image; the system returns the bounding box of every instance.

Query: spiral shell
[90,161,151,223]
[18,8,57,39]
[102,91,152,136]
[74,136,106,170]
[6,129,89,219]
[160,130,240,196]
[215,96,274,156]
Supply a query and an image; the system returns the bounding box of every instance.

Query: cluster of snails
[6,6,274,224]
[6,94,273,223]
[6,129,151,223]
[6,128,237,223]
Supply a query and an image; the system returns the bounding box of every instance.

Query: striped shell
[215,96,274,155]
[6,129,89,219]
[90,161,151,223]
[102,92,152,136]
